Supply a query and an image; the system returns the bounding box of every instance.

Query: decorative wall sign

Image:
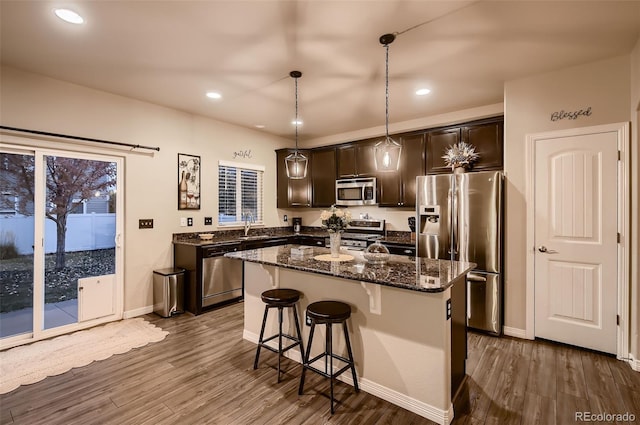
[233,150,252,159]
[550,107,592,122]
[178,153,200,210]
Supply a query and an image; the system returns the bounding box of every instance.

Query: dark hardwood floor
[1,302,638,425]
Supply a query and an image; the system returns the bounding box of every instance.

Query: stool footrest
[261,333,300,345]
[306,352,351,366]
[260,341,301,355]
[303,363,352,380]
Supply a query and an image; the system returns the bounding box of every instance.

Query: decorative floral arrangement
[442,141,480,171]
[320,205,351,232]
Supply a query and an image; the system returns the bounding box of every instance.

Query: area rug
[0,318,168,394]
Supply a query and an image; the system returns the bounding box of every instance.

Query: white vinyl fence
[0,214,116,255]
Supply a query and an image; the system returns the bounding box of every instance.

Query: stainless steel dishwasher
[202,244,243,308]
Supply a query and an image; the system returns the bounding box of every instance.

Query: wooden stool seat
[261,288,301,306]
[299,300,359,414]
[306,300,351,322]
[254,288,304,383]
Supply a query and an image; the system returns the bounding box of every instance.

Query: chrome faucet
[243,212,254,236]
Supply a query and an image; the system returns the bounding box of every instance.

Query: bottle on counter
[179,170,188,208]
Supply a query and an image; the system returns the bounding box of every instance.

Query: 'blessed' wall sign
[550,107,592,122]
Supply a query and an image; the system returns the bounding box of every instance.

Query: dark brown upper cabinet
[276,149,311,208]
[462,120,503,171]
[337,141,376,178]
[425,127,461,174]
[425,117,504,174]
[310,147,336,208]
[377,133,425,208]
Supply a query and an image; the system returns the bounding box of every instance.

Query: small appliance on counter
[292,217,302,233]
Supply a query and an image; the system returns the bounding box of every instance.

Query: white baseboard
[243,330,454,424]
[503,326,528,339]
[629,353,640,372]
[123,305,154,319]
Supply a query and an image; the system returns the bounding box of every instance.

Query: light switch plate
[187,217,193,226]
[283,214,288,222]
[180,217,187,227]
[204,217,212,225]
[139,219,153,229]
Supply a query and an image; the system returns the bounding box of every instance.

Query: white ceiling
[1,1,639,141]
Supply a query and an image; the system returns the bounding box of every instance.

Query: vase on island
[453,166,466,174]
[329,231,342,258]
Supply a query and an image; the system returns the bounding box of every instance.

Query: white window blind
[218,162,264,226]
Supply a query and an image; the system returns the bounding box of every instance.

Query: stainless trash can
[153,268,185,317]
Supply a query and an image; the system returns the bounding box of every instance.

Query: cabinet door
[463,120,503,171]
[426,128,461,174]
[377,172,402,207]
[311,148,336,207]
[276,149,311,208]
[400,133,425,207]
[355,142,377,176]
[337,142,376,177]
[337,146,356,177]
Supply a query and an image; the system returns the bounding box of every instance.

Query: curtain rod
[0,125,160,152]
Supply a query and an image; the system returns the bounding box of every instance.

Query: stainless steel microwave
[335,177,377,206]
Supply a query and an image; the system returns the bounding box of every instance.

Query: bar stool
[254,288,304,383]
[298,300,359,414]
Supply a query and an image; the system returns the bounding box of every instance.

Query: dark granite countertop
[225,244,474,293]
[172,227,328,247]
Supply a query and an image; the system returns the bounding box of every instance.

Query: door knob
[538,246,558,254]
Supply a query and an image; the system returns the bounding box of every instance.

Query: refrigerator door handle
[467,272,487,283]
[451,183,458,256]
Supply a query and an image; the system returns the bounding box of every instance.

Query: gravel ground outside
[0,248,115,313]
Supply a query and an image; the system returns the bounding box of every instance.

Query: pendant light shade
[374,33,402,172]
[285,70,308,179]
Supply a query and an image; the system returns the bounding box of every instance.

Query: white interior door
[533,129,618,354]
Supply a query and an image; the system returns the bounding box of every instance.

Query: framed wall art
[178,153,200,210]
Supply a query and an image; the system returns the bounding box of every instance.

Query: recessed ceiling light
[255,124,265,129]
[291,120,303,126]
[415,88,431,96]
[54,9,84,24]
[206,91,222,99]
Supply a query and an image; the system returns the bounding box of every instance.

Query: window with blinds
[218,161,264,226]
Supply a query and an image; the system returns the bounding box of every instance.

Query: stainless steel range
[325,218,385,250]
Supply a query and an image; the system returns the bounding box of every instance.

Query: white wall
[629,39,640,362]
[503,55,634,341]
[0,65,291,315]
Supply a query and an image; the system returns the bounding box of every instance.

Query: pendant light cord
[385,43,390,140]
[295,76,299,151]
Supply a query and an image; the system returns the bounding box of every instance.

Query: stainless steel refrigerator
[416,171,503,335]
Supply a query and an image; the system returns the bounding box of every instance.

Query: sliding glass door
[0,147,122,345]
[0,151,35,338]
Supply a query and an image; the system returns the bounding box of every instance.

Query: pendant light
[374,33,402,172]
[285,70,308,179]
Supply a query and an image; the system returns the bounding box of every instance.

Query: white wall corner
[629,353,640,372]
[503,326,529,339]
[123,305,154,319]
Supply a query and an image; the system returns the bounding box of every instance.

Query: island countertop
[225,244,475,293]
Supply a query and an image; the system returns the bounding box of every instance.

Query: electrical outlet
[187,217,193,226]
[204,217,212,225]
[180,217,187,227]
[283,214,288,222]
[138,219,153,229]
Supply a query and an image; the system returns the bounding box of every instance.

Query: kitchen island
[225,245,474,424]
